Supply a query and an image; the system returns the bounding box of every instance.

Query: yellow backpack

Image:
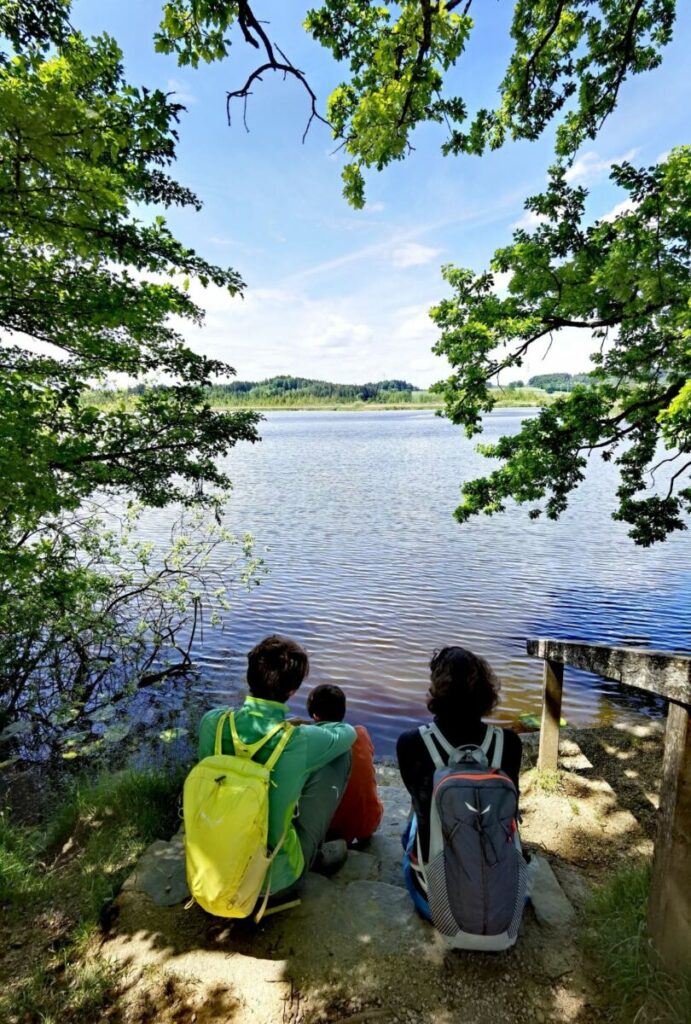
[183,710,294,921]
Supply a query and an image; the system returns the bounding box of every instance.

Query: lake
[137,410,691,756]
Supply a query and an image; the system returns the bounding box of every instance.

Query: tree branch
[227,2,331,143]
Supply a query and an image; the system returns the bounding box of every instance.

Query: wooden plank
[538,659,564,772]
[647,703,691,972]
[526,638,691,707]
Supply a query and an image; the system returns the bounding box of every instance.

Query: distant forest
[499,374,593,393]
[205,376,420,402]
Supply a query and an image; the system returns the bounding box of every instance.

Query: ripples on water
[136,410,691,755]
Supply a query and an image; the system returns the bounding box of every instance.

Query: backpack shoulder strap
[264,722,294,771]
[489,725,504,769]
[215,710,287,761]
[419,723,449,770]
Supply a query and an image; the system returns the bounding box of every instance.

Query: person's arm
[301,721,356,774]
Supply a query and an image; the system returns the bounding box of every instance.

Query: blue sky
[74,1,690,388]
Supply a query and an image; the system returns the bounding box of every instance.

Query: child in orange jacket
[307,684,383,845]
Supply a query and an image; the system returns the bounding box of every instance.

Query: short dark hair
[246,635,309,703]
[307,683,346,722]
[427,646,499,720]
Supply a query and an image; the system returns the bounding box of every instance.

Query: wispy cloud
[600,198,637,223]
[391,242,442,268]
[510,209,546,231]
[565,148,639,185]
[167,77,197,106]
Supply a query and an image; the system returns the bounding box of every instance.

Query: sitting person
[197,635,356,899]
[307,683,383,845]
[396,646,526,947]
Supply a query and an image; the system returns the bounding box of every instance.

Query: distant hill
[205,375,421,403]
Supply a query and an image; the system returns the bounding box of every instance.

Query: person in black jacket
[396,646,523,919]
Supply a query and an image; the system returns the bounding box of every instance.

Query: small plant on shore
[582,860,691,1024]
[533,768,565,795]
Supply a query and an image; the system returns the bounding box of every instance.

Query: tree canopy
[0,3,259,540]
[156,0,677,205]
[156,0,688,544]
[0,1,261,737]
[431,148,691,545]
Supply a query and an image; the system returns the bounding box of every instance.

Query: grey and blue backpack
[415,723,527,950]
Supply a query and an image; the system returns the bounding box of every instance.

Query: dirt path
[102,721,664,1024]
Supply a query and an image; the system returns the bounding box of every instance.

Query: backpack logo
[465,801,491,815]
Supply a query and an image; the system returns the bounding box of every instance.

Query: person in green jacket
[197,634,356,897]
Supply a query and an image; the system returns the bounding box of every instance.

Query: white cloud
[600,198,637,223]
[364,202,385,213]
[391,242,442,268]
[565,148,639,185]
[492,270,513,294]
[510,209,546,231]
[167,78,197,106]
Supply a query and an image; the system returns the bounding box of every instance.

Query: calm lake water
[138,410,691,756]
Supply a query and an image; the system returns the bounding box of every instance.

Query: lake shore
[4,721,680,1024]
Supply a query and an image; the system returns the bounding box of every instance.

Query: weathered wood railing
[526,638,691,973]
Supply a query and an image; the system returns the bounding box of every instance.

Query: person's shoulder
[497,725,523,766]
[353,724,375,753]
[301,721,356,741]
[199,706,227,729]
[396,725,424,756]
[499,726,522,750]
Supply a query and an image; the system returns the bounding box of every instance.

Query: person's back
[197,636,356,898]
[306,684,383,845]
[396,646,527,948]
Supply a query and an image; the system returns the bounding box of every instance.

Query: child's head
[307,683,346,722]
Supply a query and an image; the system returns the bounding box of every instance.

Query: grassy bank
[582,860,691,1023]
[83,386,557,413]
[0,763,187,1023]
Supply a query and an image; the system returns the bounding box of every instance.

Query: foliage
[0,501,262,757]
[582,860,691,1023]
[0,3,262,744]
[156,1,677,205]
[209,375,419,402]
[0,763,187,1023]
[0,7,259,528]
[527,373,593,392]
[430,146,691,544]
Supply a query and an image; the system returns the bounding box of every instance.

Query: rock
[365,834,406,888]
[335,850,380,883]
[530,856,576,929]
[121,838,190,907]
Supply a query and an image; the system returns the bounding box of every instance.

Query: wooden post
[648,703,691,972]
[538,659,564,771]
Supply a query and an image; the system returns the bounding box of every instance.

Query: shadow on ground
[98,724,670,1024]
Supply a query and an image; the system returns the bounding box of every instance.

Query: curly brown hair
[246,635,309,703]
[427,646,499,721]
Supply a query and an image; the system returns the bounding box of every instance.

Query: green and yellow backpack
[183,710,294,921]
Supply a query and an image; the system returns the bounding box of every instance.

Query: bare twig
[226,1,331,143]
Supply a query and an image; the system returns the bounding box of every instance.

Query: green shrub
[583,860,691,1023]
